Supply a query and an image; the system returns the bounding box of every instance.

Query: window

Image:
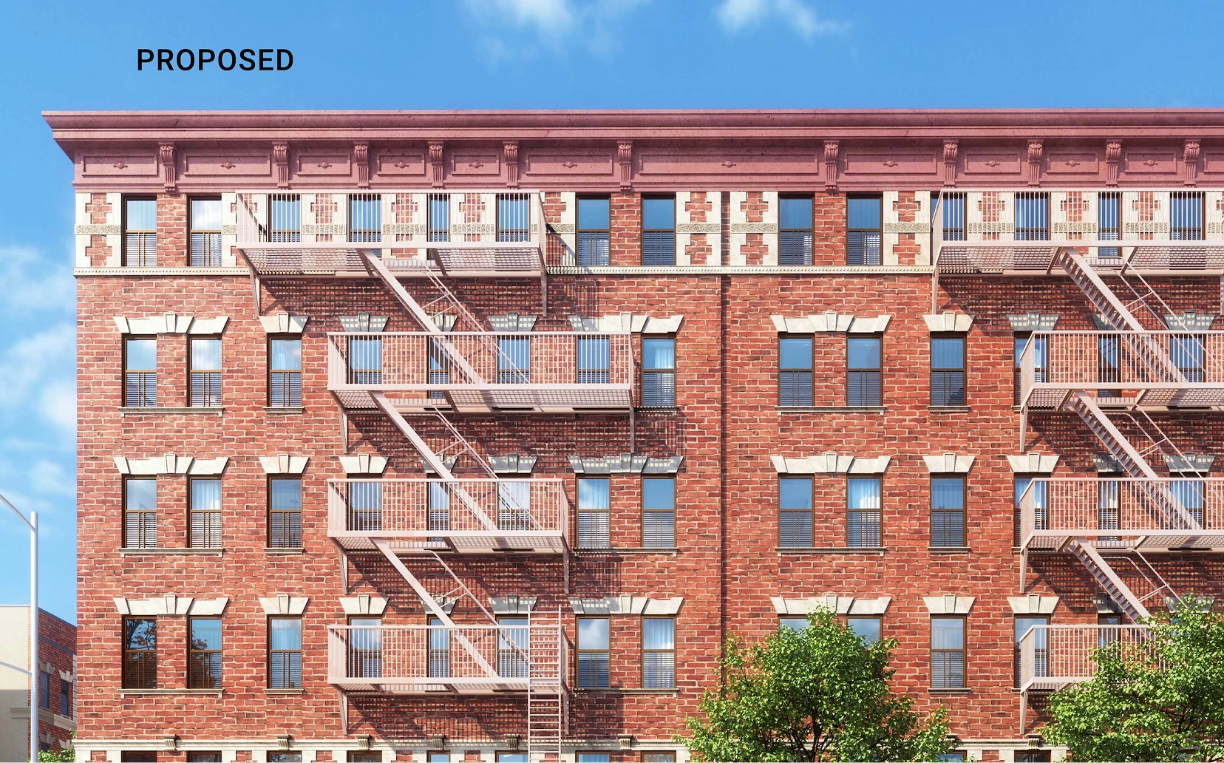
[642,196,676,266]
[428,616,450,678]
[931,335,966,407]
[269,195,301,242]
[498,616,529,678]
[268,755,303,763]
[1172,334,1206,383]
[1098,613,1123,646]
[577,478,610,549]
[779,196,814,265]
[642,337,676,407]
[190,198,223,266]
[1014,752,1051,762]
[427,194,450,243]
[428,338,449,402]
[123,617,157,689]
[779,616,809,632]
[349,193,382,243]
[39,671,50,709]
[577,617,610,688]
[1171,191,1204,240]
[939,192,966,241]
[779,477,813,548]
[188,616,222,688]
[496,755,528,763]
[124,337,157,407]
[1015,616,1048,687]
[348,754,383,763]
[348,617,382,678]
[848,616,882,644]
[59,678,71,717]
[931,477,966,547]
[1172,477,1206,527]
[1098,333,1120,398]
[189,337,222,407]
[498,336,530,384]
[428,481,449,537]
[847,195,882,266]
[187,753,223,762]
[268,617,302,689]
[123,478,157,549]
[847,477,881,548]
[1014,477,1048,547]
[577,336,610,383]
[577,197,611,266]
[1098,191,1121,258]
[779,336,813,407]
[349,336,383,385]
[937,753,966,762]
[498,194,530,242]
[577,755,610,763]
[427,754,451,763]
[269,337,302,407]
[498,480,531,532]
[1098,478,1120,542]
[268,477,303,549]
[847,336,882,406]
[642,617,676,689]
[1014,193,1049,241]
[349,479,383,532]
[123,197,157,266]
[121,755,158,762]
[642,477,676,548]
[1014,333,1048,406]
[190,478,222,548]
[642,755,676,763]
[930,616,965,688]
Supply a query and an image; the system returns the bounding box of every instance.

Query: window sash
[847,197,883,266]
[188,617,223,689]
[1171,192,1205,240]
[1098,191,1122,257]
[641,198,676,267]
[124,198,158,266]
[269,478,303,548]
[269,617,303,689]
[847,334,883,406]
[931,617,966,688]
[498,337,531,384]
[576,337,610,383]
[349,195,383,243]
[190,479,223,548]
[1014,616,1049,685]
[576,617,610,688]
[577,197,611,267]
[497,196,530,242]
[577,478,610,549]
[847,477,882,547]
[123,618,157,689]
[940,193,966,241]
[269,197,302,242]
[348,619,383,678]
[189,199,223,266]
[1014,194,1050,241]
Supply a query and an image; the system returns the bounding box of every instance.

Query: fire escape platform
[332,387,633,413]
[237,246,544,279]
[331,533,567,554]
[936,242,1224,276]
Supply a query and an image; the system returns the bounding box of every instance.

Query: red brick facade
[50,109,1224,762]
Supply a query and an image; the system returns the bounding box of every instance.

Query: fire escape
[235,189,633,758]
[931,189,1224,719]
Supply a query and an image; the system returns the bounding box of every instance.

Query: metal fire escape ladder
[527,607,566,761]
[1066,539,1151,622]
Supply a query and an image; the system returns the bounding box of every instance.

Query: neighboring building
[49,109,1224,763]
[0,606,77,758]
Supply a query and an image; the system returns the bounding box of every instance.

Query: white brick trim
[569,596,683,616]
[114,314,226,335]
[570,455,682,474]
[338,314,389,333]
[489,455,538,475]
[113,455,229,476]
[1164,311,1216,331]
[258,455,310,475]
[1007,595,1058,615]
[922,312,974,333]
[771,595,891,616]
[770,313,891,334]
[489,595,538,615]
[922,453,975,473]
[490,314,539,332]
[258,313,310,334]
[338,454,388,474]
[1007,312,1059,332]
[339,595,388,616]
[258,595,309,615]
[923,595,975,615]
[113,595,228,616]
[771,453,891,475]
[1006,454,1059,474]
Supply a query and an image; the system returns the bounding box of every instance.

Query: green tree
[682,608,953,762]
[1045,595,1224,762]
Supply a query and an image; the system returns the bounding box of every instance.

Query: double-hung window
[268,477,303,549]
[190,198,223,266]
[1014,333,1048,406]
[847,196,882,266]
[349,194,382,243]
[642,617,675,689]
[1014,193,1049,241]
[931,616,965,688]
[939,192,966,241]
[577,478,610,549]
[190,478,222,549]
[428,616,450,678]
[499,336,530,384]
[348,617,382,678]
[847,336,882,406]
[427,194,450,243]
[577,197,611,266]
[577,336,610,384]
[779,477,813,547]
[642,477,676,548]
[349,478,383,532]
[848,616,882,644]
[642,196,676,266]
[1098,333,1121,398]
[779,616,809,632]
[1098,191,1121,258]
[124,337,157,407]
[59,679,71,717]
[1171,192,1205,240]
[1172,476,1206,527]
[348,336,382,385]
[123,478,157,549]
[428,481,450,537]
[39,671,50,709]
[498,481,531,532]
[498,617,529,678]
[498,195,530,242]
[1098,478,1120,542]
[931,335,966,407]
[1015,616,1048,687]
[642,337,676,407]
[123,197,157,266]
[189,337,222,407]
[188,617,222,689]
[1172,333,1206,383]
[847,477,881,548]
[1014,476,1048,547]
[123,617,157,689]
[779,196,814,265]
[269,195,301,242]
[931,477,966,547]
[577,617,610,688]
[779,336,813,407]
[268,617,302,689]
[269,337,302,407]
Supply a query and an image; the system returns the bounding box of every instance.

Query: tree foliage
[1045,595,1224,762]
[682,608,953,762]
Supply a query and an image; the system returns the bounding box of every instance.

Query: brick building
[48,109,1224,762]
[0,606,78,758]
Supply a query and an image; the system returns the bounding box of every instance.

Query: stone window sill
[777,547,886,554]
[265,547,305,554]
[574,547,679,555]
[118,406,224,415]
[265,688,304,695]
[573,687,678,695]
[778,406,887,414]
[119,688,223,696]
[265,406,305,414]
[119,547,225,556]
[929,546,972,554]
[928,687,972,694]
[929,405,971,413]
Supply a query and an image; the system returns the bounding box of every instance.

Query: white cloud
[715,0,848,39]
[0,322,76,433]
[0,245,75,316]
[40,379,77,434]
[466,0,577,35]
[464,0,650,58]
[28,460,75,498]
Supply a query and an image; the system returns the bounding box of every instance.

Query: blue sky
[2,0,1224,622]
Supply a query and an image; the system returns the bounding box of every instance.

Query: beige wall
[0,606,31,762]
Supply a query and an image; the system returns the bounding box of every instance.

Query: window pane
[848,616,881,644]
[578,197,610,230]
[191,199,222,230]
[271,339,302,370]
[126,339,157,370]
[779,337,813,369]
[271,479,302,510]
[931,617,964,649]
[577,755,610,763]
[643,479,675,509]
[931,337,965,369]
[126,199,157,229]
[578,478,609,509]
[1015,616,1047,647]
[191,339,222,370]
[780,617,808,631]
[848,337,881,369]
[643,338,675,370]
[848,478,880,509]
[270,618,302,650]
[848,197,882,228]
[578,618,609,649]
[780,478,813,509]
[126,479,156,510]
[779,197,813,229]
[193,479,222,510]
[191,617,222,650]
[932,478,965,509]
[642,197,675,230]
[643,618,674,649]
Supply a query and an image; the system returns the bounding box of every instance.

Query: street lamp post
[0,493,38,763]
